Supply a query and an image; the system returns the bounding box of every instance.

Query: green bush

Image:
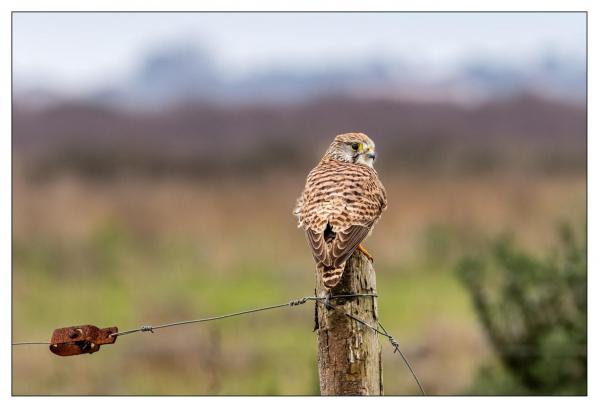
[457,224,586,395]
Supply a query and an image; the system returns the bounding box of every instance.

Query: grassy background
[12,170,585,395]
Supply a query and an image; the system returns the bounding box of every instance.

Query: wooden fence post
[315,250,383,395]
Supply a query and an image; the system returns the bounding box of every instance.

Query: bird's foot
[357,244,374,263]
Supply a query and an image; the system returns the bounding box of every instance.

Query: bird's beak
[360,143,376,160]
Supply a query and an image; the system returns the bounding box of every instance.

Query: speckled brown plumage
[294,133,387,288]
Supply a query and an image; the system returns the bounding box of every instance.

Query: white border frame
[2,1,594,406]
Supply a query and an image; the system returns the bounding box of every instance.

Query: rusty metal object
[49,325,117,356]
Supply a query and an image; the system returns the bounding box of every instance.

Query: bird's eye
[351,143,360,151]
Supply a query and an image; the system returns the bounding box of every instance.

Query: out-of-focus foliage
[457,224,587,395]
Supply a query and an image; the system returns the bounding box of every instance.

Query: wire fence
[13,292,425,396]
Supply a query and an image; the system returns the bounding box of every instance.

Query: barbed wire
[110,298,314,337]
[12,292,424,395]
[316,296,426,396]
[109,294,375,337]
[377,321,426,396]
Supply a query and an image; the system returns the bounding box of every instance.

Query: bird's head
[323,132,377,168]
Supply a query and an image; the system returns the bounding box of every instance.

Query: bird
[294,132,387,289]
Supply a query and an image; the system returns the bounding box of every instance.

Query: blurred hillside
[15,44,586,108]
[97,46,586,107]
[13,95,586,182]
[13,42,586,181]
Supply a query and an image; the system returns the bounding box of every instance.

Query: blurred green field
[12,172,585,395]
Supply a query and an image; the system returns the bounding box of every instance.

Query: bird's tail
[320,264,345,288]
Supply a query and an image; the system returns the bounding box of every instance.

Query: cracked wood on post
[315,250,383,395]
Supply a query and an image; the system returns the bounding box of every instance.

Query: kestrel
[294,132,387,288]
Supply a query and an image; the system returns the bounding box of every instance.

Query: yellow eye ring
[351,142,360,151]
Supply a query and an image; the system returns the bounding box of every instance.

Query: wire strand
[12,341,51,346]
[110,297,316,337]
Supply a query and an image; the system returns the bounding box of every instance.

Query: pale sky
[13,12,586,92]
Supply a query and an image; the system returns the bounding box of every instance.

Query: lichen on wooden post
[315,250,383,395]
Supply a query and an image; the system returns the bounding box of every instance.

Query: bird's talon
[357,244,375,263]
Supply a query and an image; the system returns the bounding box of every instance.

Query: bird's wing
[305,228,328,266]
[305,224,370,268]
[329,224,372,268]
